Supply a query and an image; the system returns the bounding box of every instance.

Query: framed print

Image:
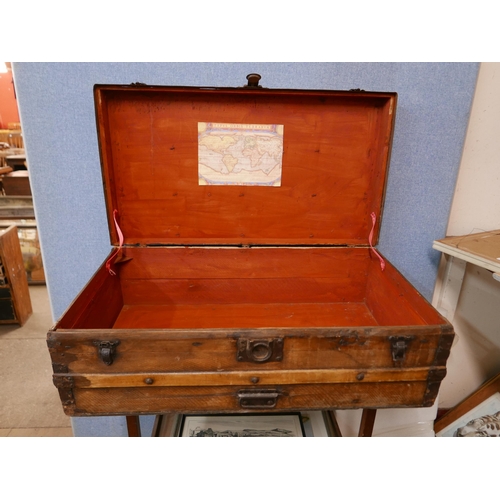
[435,372,500,437]
[153,411,341,437]
[179,413,305,437]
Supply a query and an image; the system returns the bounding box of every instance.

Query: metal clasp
[389,336,415,365]
[237,338,283,363]
[93,340,120,366]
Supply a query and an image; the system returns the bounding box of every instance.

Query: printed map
[198,122,283,186]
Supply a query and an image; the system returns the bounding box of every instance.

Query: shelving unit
[432,230,500,320]
[433,230,500,276]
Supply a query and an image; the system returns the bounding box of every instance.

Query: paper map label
[198,122,284,186]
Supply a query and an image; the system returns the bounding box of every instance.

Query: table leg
[358,409,377,437]
[126,415,142,437]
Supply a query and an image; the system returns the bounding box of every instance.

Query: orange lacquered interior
[56,246,446,331]
[55,85,447,332]
[95,86,395,247]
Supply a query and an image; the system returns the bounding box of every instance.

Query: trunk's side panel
[365,255,447,325]
[56,261,124,329]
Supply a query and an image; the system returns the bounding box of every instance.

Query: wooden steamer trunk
[48,76,454,417]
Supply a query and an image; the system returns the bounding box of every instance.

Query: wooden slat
[72,367,431,388]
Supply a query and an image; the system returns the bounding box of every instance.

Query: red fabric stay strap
[106,209,124,276]
[369,212,385,271]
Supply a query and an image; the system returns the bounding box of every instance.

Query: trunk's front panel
[49,323,453,416]
[63,382,433,416]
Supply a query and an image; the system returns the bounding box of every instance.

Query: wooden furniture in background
[0,225,32,325]
[0,147,25,170]
[433,230,500,278]
[5,155,27,171]
[0,166,13,192]
[0,130,10,145]
[7,131,23,149]
[0,221,45,285]
[0,196,35,219]
[432,230,500,422]
[2,171,31,196]
[0,130,23,150]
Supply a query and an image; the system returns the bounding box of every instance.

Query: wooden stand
[358,409,377,437]
[126,416,141,437]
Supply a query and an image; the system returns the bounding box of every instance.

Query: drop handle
[238,389,279,409]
